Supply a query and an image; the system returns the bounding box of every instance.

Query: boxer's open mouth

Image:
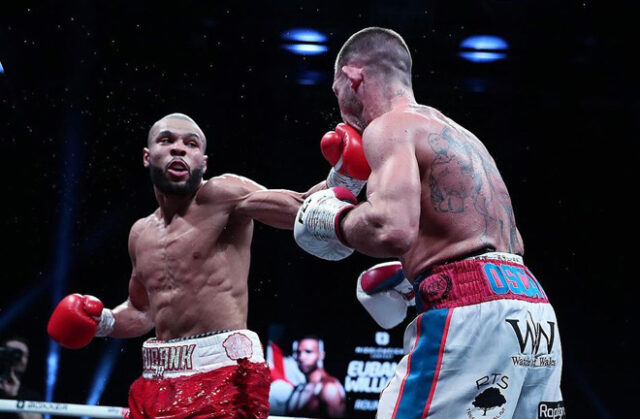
[167,159,190,178]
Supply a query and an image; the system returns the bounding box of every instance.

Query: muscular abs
[132,200,253,340]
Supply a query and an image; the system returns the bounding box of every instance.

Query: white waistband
[141,329,265,379]
[464,251,524,265]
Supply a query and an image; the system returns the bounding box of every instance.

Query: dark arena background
[0,1,635,418]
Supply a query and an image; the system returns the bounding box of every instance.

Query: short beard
[149,161,204,196]
[299,363,318,375]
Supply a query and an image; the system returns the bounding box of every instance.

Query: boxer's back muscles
[128,174,264,340]
[364,105,524,279]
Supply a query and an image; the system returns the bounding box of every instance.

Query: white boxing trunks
[377,252,565,419]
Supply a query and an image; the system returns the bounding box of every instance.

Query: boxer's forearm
[239,189,306,229]
[110,299,154,338]
[302,180,329,199]
[237,181,325,229]
[341,201,416,257]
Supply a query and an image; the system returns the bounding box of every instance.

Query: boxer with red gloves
[301,27,564,418]
[47,113,326,419]
[47,294,114,349]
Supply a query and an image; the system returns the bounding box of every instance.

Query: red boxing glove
[321,123,371,195]
[47,294,113,349]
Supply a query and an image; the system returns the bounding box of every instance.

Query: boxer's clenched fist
[47,294,115,349]
[294,187,357,261]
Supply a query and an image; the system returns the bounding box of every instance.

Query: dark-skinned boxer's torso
[130,176,254,340]
[369,104,525,279]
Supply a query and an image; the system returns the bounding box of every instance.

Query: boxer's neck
[362,83,416,126]
[154,187,197,223]
[308,368,327,382]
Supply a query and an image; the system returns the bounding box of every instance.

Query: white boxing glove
[356,261,415,329]
[294,187,356,261]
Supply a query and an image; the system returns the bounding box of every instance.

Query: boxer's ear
[143,148,150,168]
[203,155,208,173]
[341,65,363,91]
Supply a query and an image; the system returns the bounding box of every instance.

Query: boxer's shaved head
[335,27,412,87]
[147,112,207,149]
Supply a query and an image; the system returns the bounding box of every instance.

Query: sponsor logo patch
[482,262,546,299]
[506,311,558,368]
[419,273,452,304]
[466,373,509,419]
[538,401,566,419]
[142,343,196,378]
[223,332,253,360]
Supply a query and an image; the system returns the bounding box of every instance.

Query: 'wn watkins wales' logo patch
[505,311,557,368]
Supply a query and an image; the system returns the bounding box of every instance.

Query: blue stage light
[282,43,328,56]
[0,61,4,74]
[0,278,50,332]
[45,342,60,403]
[460,35,508,51]
[81,339,125,419]
[281,28,328,56]
[459,51,508,63]
[281,28,328,43]
[459,35,509,63]
[297,69,326,86]
[0,210,125,333]
[45,112,83,413]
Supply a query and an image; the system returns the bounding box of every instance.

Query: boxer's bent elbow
[346,204,417,256]
[363,212,415,255]
[375,227,415,256]
[110,300,154,338]
[110,317,154,339]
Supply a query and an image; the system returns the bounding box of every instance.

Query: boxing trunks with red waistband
[376,252,565,419]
